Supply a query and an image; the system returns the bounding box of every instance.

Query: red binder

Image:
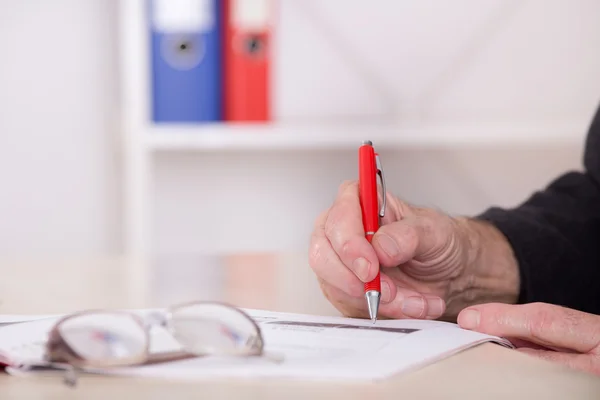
[223,0,273,122]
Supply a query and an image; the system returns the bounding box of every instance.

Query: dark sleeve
[476,104,600,315]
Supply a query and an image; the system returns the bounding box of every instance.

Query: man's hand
[308,180,521,321]
[458,302,600,376]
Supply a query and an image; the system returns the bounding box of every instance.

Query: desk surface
[0,253,598,399]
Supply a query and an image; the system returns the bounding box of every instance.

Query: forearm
[443,106,600,319]
[448,170,600,319]
[443,217,520,319]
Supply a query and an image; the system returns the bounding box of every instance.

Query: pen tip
[365,290,380,325]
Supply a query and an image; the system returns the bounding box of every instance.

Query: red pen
[358,140,386,323]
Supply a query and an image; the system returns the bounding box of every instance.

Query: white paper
[0,315,58,324]
[0,308,513,382]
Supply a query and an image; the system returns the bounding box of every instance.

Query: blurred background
[0,0,599,315]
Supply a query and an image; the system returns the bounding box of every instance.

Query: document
[0,308,513,382]
[0,314,60,326]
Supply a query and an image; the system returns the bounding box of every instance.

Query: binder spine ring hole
[245,37,262,54]
[160,34,205,71]
[233,33,267,60]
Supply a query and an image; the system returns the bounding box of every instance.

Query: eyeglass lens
[57,312,147,364]
[168,303,260,355]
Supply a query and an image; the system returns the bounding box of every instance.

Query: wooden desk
[0,254,598,399]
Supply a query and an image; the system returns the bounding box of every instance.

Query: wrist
[443,217,520,319]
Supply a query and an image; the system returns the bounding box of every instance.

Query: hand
[308,180,485,320]
[458,302,600,376]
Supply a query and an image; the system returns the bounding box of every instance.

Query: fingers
[318,278,388,319]
[517,348,600,376]
[323,181,380,282]
[457,302,600,354]
[372,213,449,268]
[318,272,398,317]
[310,181,449,322]
[379,288,446,320]
[505,338,549,351]
[309,208,365,298]
[319,277,445,320]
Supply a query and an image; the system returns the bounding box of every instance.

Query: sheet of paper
[0,308,513,382]
[0,314,60,326]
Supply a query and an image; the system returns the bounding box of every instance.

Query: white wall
[0,0,120,257]
[1,0,599,258]
[271,0,600,124]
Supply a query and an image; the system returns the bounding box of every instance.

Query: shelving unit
[145,122,400,151]
[118,0,586,306]
[145,121,585,152]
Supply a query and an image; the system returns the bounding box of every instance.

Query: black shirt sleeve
[476,103,600,315]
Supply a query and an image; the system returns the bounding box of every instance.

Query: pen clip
[375,153,386,218]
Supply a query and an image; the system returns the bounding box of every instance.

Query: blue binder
[148,0,222,123]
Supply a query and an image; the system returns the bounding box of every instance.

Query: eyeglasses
[24,301,282,387]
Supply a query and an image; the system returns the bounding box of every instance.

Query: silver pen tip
[365,290,380,324]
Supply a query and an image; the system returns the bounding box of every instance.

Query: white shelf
[144,121,587,151]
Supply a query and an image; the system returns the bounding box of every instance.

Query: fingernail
[459,309,480,329]
[402,296,425,318]
[377,234,399,258]
[381,282,392,302]
[427,297,445,318]
[352,257,370,281]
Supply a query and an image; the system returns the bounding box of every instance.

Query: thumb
[372,213,451,268]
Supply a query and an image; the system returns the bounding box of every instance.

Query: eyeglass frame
[25,300,278,387]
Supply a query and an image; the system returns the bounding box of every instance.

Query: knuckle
[319,280,364,318]
[323,218,352,257]
[313,208,329,229]
[339,238,353,259]
[381,221,410,241]
[527,304,555,342]
[461,288,478,303]
[338,180,357,193]
[418,215,438,240]
[374,224,415,267]
[395,197,415,216]
[561,306,582,330]
[323,217,339,245]
[417,205,442,219]
[335,181,359,204]
[401,223,419,251]
[308,238,325,270]
[318,279,337,305]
